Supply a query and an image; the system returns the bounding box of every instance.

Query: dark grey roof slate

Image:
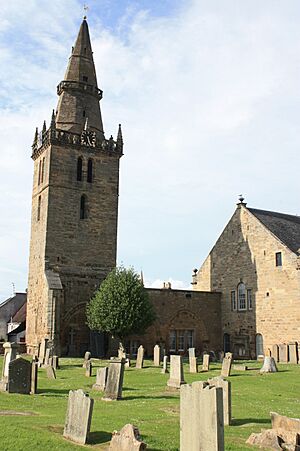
[248,208,300,255]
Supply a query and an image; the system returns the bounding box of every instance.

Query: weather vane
[83,4,89,19]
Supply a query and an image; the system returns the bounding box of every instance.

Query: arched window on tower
[77,157,83,181]
[80,195,87,219]
[87,159,93,183]
[256,333,264,357]
[237,282,246,311]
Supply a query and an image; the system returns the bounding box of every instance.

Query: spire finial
[51,109,56,129]
[33,127,38,146]
[42,120,46,134]
[237,194,247,207]
[83,4,89,20]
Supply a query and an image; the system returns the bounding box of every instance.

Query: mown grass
[0,357,299,450]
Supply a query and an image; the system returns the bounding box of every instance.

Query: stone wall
[193,203,300,357]
[126,288,222,356]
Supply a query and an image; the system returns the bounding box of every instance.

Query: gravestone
[103,359,125,401]
[260,356,278,373]
[221,352,232,377]
[180,381,224,451]
[153,345,161,366]
[189,356,198,373]
[288,342,298,364]
[136,345,144,369]
[38,338,48,364]
[109,424,147,450]
[208,376,232,426]
[278,344,288,363]
[46,365,56,379]
[82,351,91,369]
[272,344,279,362]
[188,348,195,359]
[167,355,185,389]
[85,361,92,377]
[202,354,210,372]
[93,367,108,391]
[118,344,126,360]
[52,355,59,370]
[161,356,169,374]
[2,342,18,381]
[125,358,130,368]
[31,361,38,394]
[63,389,94,445]
[8,358,31,394]
[44,348,51,366]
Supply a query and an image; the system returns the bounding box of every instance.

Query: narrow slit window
[247,289,252,310]
[231,291,237,311]
[37,195,41,221]
[83,75,88,82]
[41,157,45,183]
[87,159,93,183]
[38,160,42,185]
[237,282,246,311]
[80,195,86,219]
[275,252,282,267]
[77,157,83,181]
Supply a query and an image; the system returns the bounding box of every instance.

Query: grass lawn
[0,357,299,450]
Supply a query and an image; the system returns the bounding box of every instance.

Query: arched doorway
[256,333,264,357]
[223,333,230,353]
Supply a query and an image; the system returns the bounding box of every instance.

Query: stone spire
[55,18,104,138]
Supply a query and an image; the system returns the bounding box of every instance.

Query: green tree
[86,266,155,345]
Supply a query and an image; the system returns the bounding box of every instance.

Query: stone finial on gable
[237,194,247,207]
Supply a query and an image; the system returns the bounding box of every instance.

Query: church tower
[26,18,123,356]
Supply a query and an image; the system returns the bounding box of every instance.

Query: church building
[192,197,300,358]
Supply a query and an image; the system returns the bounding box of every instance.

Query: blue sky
[1,0,300,300]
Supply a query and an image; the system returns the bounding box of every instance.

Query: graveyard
[0,355,299,450]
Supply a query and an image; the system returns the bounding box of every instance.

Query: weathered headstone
[125,358,130,368]
[82,351,91,369]
[180,381,224,451]
[52,355,59,370]
[221,352,232,377]
[272,344,279,362]
[109,424,147,450]
[208,376,232,426]
[63,389,94,445]
[136,345,144,369]
[103,359,125,401]
[38,338,48,364]
[278,344,288,363]
[189,356,198,373]
[44,348,51,366]
[167,355,185,389]
[233,364,248,371]
[260,356,278,373]
[46,365,56,379]
[202,353,210,372]
[118,344,126,360]
[161,355,169,374]
[153,345,161,366]
[188,348,196,359]
[31,361,38,394]
[93,367,108,391]
[288,342,298,364]
[85,361,92,377]
[8,358,31,394]
[2,342,18,381]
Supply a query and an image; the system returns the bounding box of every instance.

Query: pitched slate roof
[12,302,27,323]
[248,208,300,255]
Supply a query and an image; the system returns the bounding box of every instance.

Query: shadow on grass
[39,388,71,396]
[122,387,138,391]
[123,394,177,401]
[231,418,270,426]
[88,431,111,445]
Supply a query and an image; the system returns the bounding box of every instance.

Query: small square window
[83,76,88,82]
[275,252,282,267]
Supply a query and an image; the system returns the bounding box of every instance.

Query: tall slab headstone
[85,361,92,377]
[63,389,94,445]
[38,338,48,365]
[189,357,198,373]
[167,355,185,389]
[180,381,224,451]
[82,351,91,369]
[52,355,59,370]
[161,355,169,374]
[8,358,32,394]
[202,354,210,372]
[278,344,288,363]
[221,352,232,377]
[44,347,51,366]
[46,365,56,379]
[136,345,144,369]
[288,342,298,364]
[31,361,38,394]
[103,359,125,401]
[208,376,232,426]
[2,342,18,381]
[93,367,108,391]
[272,344,279,362]
[153,345,161,366]
[188,348,196,359]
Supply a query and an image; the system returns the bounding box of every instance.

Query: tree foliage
[86,266,155,340]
